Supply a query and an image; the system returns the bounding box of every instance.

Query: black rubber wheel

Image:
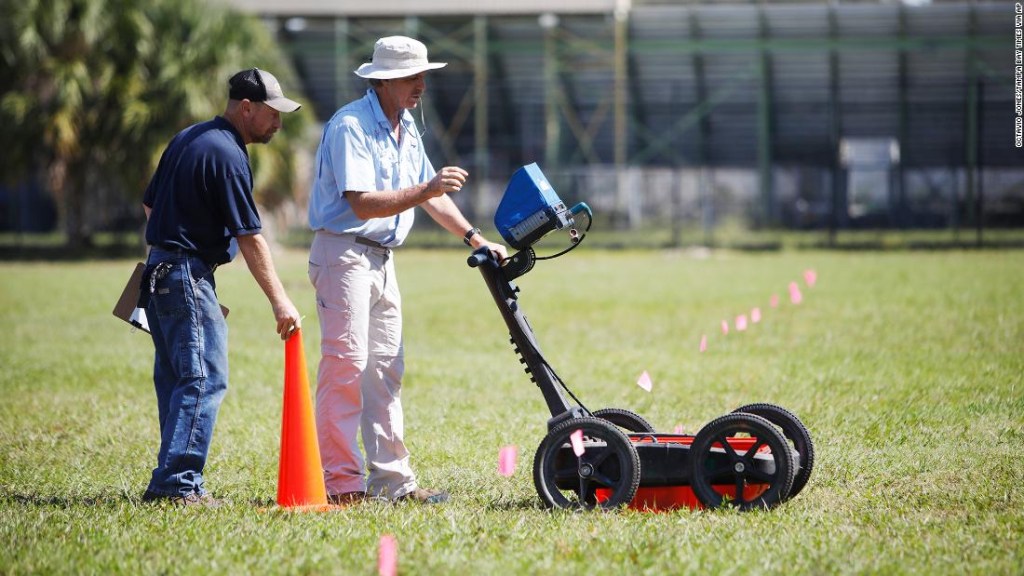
[591,408,656,433]
[533,417,641,510]
[689,413,795,511]
[732,403,815,498]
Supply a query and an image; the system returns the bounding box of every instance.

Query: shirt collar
[213,115,248,155]
[365,88,415,133]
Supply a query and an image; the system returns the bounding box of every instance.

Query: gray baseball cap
[228,68,301,113]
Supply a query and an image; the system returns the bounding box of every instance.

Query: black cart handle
[467,247,494,268]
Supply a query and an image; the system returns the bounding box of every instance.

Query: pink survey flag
[804,269,817,287]
[673,424,685,434]
[736,314,748,331]
[699,334,707,353]
[378,535,397,576]
[570,429,585,456]
[721,320,730,335]
[770,294,780,308]
[751,307,762,323]
[498,445,518,477]
[789,282,803,304]
[637,370,653,392]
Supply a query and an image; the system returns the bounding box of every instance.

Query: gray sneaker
[397,488,449,504]
[183,493,226,508]
[142,491,225,508]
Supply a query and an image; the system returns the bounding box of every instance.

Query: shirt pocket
[402,140,422,181]
[376,146,398,186]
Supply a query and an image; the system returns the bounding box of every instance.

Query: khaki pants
[308,231,417,499]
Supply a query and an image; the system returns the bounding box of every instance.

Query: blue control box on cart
[494,163,575,250]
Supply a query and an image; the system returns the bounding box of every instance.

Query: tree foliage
[0,0,314,246]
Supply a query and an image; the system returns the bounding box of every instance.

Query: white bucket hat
[355,36,447,80]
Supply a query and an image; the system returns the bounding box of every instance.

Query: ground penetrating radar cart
[468,164,815,511]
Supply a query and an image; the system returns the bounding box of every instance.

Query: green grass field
[1,247,1022,574]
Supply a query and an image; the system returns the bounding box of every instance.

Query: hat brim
[264,97,302,113]
[354,62,447,80]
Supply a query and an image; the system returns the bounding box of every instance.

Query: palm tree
[0,0,313,249]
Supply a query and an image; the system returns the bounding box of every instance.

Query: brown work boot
[327,491,366,505]
[396,488,449,504]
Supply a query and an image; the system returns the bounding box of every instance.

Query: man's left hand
[478,240,508,263]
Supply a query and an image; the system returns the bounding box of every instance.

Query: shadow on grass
[1,489,284,509]
[484,497,544,512]
[2,490,133,507]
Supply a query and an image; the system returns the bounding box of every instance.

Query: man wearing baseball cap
[307,37,507,505]
[140,68,303,506]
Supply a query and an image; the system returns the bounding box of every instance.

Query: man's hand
[274,299,302,340]
[425,166,468,197]
[466,230,508,262]
[345,167,470,220]
[479,239,508,263]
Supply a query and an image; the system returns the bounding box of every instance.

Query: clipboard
[112,262,149,332]
[113,262,229,334]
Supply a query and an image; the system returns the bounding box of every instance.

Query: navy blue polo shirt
[144,116,261,264]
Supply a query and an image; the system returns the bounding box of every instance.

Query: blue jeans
[144,248,228,497]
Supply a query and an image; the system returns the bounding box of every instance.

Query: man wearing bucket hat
[140,68,303,506]
[308,36,507,505]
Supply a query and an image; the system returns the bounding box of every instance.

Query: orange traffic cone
[277,328,329,509]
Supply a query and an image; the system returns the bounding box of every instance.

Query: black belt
[354,236,387,250]
[154,245,219,270]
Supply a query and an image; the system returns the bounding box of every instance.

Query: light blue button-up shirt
[308,89,436,247]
